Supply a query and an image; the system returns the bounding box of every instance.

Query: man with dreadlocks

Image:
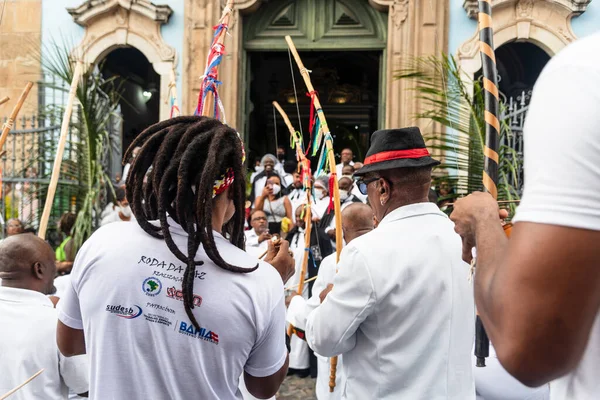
[55,116,295,399]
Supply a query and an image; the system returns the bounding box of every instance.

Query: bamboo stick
[201,0,233,118]
[38,61,83,240]
[0,369,44,400]
[284,275,318,291]
[285,35,343,393]
[445,199,521,207]
[272,101,313,295]
[0,96,9,107]
[0,82,33,151]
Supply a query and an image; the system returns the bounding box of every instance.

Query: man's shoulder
[544,32,600,72]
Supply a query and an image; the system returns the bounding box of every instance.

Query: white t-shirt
[0,286,89,399]
[306,203,475,399]
[244,229,268,259]
[512,32,600,400]
[57,219,287,399]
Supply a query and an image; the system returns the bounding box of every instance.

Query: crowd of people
[2,32,600,400]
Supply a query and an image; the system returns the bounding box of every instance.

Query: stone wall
[0,0,42,116]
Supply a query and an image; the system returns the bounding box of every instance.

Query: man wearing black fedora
[305,127,475,399]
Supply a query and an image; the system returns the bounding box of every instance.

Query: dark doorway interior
[100,47,160,154]
[495,42,550,99]
[246,51,380,167]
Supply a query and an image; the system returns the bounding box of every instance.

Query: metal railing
[0,78,85,245]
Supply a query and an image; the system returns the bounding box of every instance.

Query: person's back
[60,220,283,399]
[0,234,88,399]
[57,116,295,400]
[343,204,474,398]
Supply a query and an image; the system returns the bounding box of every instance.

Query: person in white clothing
[312,176,331,220]
[55,116,296,400]
[250,154,281,205]
[288,203,374,399]
[121,146,140,185]
[0,234,89,399]
[245,210,270,258]
[100,186,134,227]
[307,127,475,399]
[451,32,600,400]
[335,148,354,178]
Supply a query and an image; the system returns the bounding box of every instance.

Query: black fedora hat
[354,127,440,176]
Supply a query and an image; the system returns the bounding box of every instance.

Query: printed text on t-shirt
[138,256,207,281]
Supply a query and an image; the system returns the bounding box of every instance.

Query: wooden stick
[285,275,318,291]
[285,35,343,393]
[446,199,521,207]
[38,61,83,240]
[0,82,33,151]
[272,101,296,138]
[201,0,234,117]
[272,101,313,295]
[168,68,179,118]
[0,369,44,400]
[0,96,9,107]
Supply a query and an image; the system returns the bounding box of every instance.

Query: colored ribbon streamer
[196,24,228,120]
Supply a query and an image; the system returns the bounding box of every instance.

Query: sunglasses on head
[356,176,379,195]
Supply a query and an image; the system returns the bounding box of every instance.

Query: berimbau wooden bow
[196,0,234,120]
[272,101,313,301]
[475,0,500,368]
[285,35,343,393]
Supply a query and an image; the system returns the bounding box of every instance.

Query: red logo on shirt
[166,286,202,307]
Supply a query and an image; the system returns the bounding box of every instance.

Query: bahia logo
[178,321,219,345]
[105,304,143,319]
[142,277,162,297]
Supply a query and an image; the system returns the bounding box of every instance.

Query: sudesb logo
[166,286,202,307]
[106,304,143,319]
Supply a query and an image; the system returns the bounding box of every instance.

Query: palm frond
[396,54,522,215]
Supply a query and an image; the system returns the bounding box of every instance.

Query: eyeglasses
[252,216,267,222]
[356,177,379,195]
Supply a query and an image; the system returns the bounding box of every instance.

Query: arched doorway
[242,0,387,166]
[100,47,161,156]
[495,42,550,99]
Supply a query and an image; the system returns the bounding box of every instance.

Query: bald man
[287,203,374,399]
[0,234,89,399]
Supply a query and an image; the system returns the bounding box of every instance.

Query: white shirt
[57,220,286,400]
[512,32,600,400]
[121,163,131,184]
[306,203,475,399]
[0,286,89,399]
[313,196,330,219]
[244,229,268,258]
[288,254,344,400]
[335,162,354,178]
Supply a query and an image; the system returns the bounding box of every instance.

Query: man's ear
[32,261,45,280]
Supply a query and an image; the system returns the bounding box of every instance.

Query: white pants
[289,334,310,369]
[316,355,343,400]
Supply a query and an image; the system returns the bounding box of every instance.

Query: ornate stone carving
[68,0,177,120]
[516,0,534,18]
[391,0,409,27]
[68,0,172,26]
[463,0,591,19]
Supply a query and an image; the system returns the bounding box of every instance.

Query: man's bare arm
[57,321,86,357]
[244,353,289,399]
[456,197,600,387]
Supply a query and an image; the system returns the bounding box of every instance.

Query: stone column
[371,0,449,132]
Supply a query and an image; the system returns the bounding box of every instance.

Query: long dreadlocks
[124,116,256,329]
